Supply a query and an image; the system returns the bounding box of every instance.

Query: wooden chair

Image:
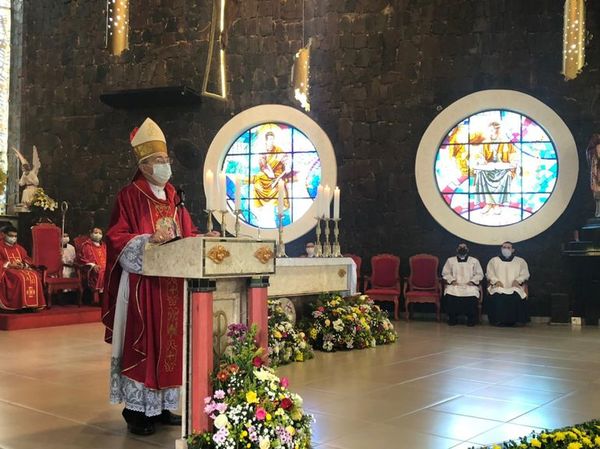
[404,254,441,321]
[363,254,401,320]
[32,223,83,308]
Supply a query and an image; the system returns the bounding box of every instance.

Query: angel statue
[12,145,41,209]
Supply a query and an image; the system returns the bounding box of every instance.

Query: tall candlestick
[277,180,285,213]
[323,185,331,219]
[234,175,242,211]
[316,185,324,218]
[333,186,340,220]
[218,172,227,210]
[205,169,214,210]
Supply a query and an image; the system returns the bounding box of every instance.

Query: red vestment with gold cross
[102,172,197,390]
[80,239,107,291]
[0,240,46,310]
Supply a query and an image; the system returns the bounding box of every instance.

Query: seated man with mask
[441,243,483,326]
[300,242,316,258]
[0,225,46,311]
[486,241,530,326]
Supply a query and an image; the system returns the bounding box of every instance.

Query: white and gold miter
[130,117,168,162]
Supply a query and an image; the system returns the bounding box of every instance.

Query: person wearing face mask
[485,241,530,326]
[61,233,76,278]
[301,242,316,258]
[441,243,484,326]
[80,227,107,300]
[102,118,218,436]
[0,225,46,311]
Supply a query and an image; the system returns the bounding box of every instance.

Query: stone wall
[18,0,600,315]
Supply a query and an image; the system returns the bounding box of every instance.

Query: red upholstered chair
[404,254,441,321]
[32,223,83,308]
[343,253,362,289]
[363,254,401,320]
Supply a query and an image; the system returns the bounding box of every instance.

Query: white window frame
[415,90,578,245]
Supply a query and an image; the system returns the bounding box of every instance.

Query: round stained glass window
[434,110,558,226]
[415,90,578,245]
[222,123,322,229]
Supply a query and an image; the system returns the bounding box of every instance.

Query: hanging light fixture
[292,39,311,112]
[292,0,311,111]
[202,0,228,100]
[562,0,586,80]
[106,0,129,56]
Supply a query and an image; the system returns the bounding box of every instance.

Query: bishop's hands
[150,228,172,244]
[8,261,25,269]
[201,231,221,237]
[511,280,521,288]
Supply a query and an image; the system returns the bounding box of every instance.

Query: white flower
[254,368,279,382]
[213,413,229,429]
[259,436,271,449]
[332,319,344,332]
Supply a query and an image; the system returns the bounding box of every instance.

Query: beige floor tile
[509,405,594,429]
[499,374,587,394]
[469,423,543,445]
[309,412,372,444]
[432,395,538,422]
[466,384,565,406]
[387,409,501,441]
[544,390,600,413]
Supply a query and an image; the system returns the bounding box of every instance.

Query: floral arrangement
[302,294,397,352]
[470,420,600,449]
[268,299,314,366]
[31,188,58,211]
[0,167,6,197]
[187,323,313,449]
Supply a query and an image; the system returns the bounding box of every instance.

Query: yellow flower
[246,391,258,404]
[567,442,582,449]
[325,319,331,327]
[286,425,296,436]
[266,413,272,421]
[530,438,542,448]
[273,330,282,339]
[594,436,600,446]
[555,432,566,441]
[567,431,578,440]
[581,437,592,447]
[492,445,501,449]
[309,328,317,339]
[295,353,304,362]
[241,431,248,437]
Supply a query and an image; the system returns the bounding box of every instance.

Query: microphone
[176,188,186,208]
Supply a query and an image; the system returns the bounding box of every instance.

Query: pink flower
[255,406,267,421]
[280,377,289,388]
[252,356,264,368]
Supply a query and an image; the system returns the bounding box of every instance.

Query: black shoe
[122,408,155,436]
[448,321,458,326]
[156,410,182,426]
[467,322,476,327]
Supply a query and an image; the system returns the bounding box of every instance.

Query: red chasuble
[0,241,46,310]
[81,239,107,291]
[102,172,197,390]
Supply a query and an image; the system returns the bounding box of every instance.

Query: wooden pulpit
[142,236,276,441]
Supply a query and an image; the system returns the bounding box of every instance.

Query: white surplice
[441,256,484,298]
[61,244,76,278]
[486,256,530,299]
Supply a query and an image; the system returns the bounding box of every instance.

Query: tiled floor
[1,322,600,449]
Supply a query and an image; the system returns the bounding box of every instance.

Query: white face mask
[91,233,103,242]
[306,247,315,256]
[501,248,512,258]
[5,236,17,245]
[62,237,70,245]
[152,163,172,184]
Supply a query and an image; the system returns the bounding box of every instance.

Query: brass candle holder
[314,217,323,257]
[323,218,332,257]
[219,210,228,237]
[234,210,242,237]
[332,218,342,257]
[205,209,214,233]
[276,213,287,257]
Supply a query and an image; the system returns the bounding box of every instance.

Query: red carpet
[0,305,102,331]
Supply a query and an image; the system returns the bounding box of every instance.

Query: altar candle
[277,180,285,214]
[205,169,214,210]
[333,186,340,220]
[234,175,242,211]
[316,185,324,218]
[323,185,331,219]
[219,171,227,210]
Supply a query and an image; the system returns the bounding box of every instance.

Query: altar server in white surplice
[485,241,530,326]
[442,243,483,327]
